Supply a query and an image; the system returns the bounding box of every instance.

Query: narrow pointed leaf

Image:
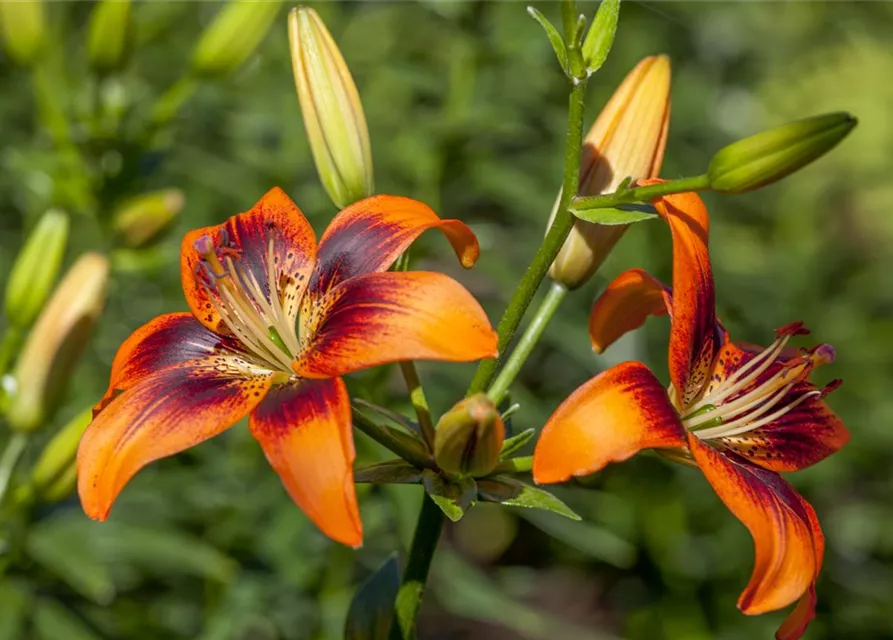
[477,476,580,520]
[422,470,476,522]
[499,428,536,460]
[571,203,658,225]
[527,7,569,76]
[582,0,620,75]
[354,460,422,485]
[345,553,401,640]
[353,398,422,439]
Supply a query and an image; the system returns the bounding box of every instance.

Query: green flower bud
[4,209,69,329]
[112,189,184,248]
[86,0,131,72]
[29,406,92,502]
[0,0,46,66]
[434,394,505,478]
[191,1,282,78]
[7,253,109,432]
[708,112,857,194]
[288,7,374,208]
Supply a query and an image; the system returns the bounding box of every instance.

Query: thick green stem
[487,282,568,405]
[572,174,711,213]
[467,79,588,396]
[389,494,445,640]
[0,432,28,506]
[398,361,436,449]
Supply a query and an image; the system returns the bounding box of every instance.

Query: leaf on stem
[499,428,536,460]
[345,553,401,640]
[582,0,621,76]
[422,470,477,522]
[527,7,570,77]
[477,476,581,520]
[354,459,422,485]
[354,398,424,439]
[571,203,658,226]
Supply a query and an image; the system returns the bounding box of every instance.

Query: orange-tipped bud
[548,55,671,289]
[434,394,505,478]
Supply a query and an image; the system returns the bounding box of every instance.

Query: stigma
[679,325,834,441]
[194,234,299,374]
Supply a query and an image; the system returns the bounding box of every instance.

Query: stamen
[691,383,794,437]
[695,389,821,440]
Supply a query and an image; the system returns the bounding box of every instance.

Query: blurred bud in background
[86,0,131,73]
[708,112,857,194]
[112,189,184,249]
[0,0,46,66]
[548,55,671,290]
[28,406,92,504]
[4,209,69,330]
[434,394,505,478]
[289,6,374,209]
[6,253,110,433]
[191,0,282,78]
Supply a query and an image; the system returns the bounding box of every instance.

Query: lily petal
[181,187,317,333]
[311,195,479,294]
[78,358,273,521]
[533,362,685,484]
[641,181,719,405]
[294,271,497,378]
[249,377,361,547]
[686,434,822,618]
[94,313,241,415]
[589,268,670,354]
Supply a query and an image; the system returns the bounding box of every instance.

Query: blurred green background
[1,1,891,639]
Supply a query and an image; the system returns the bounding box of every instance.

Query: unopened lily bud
[30,406,92,502]
[708,112,857,194]
[0,0,46,66]
[86,0,131,72]
[289,7,374,208]
[112,189,184,248]
[548,55,671,289]
[7,253,109,432]
[5,209,69,329]
[191,1,282,77]
[434,394,505,478]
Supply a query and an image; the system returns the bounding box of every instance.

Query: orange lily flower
[533,181,849,639]
[78,188,498,548]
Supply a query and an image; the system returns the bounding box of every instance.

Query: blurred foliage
[0,1,891,639]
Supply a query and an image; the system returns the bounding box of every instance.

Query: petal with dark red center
[533,362,685,484]
[78,358,273,521]
[640,180,718,405]
[249,377,361,548]
[94,313,242,415]
[294,271,497,378]
[686,434,822,616]
[589,268,671,354]
[310,195,479,294]
[181,187,317,333]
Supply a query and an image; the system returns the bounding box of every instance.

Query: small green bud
[434,394,505,478]
[4,209,69,329]
[30,406,92,502]
[86,0,131,72]
[708,112,857,194]
[7,253,109,432]
[0,0,46,66]
[191,1,282,78]
[111,189,184,248]
[289,7,374,208]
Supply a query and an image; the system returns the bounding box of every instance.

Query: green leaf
[33,599,101,640]
[498,428,536,461]
[422,470,476,522]
[571,203,658,225]
[354,460,422,485]
[353,398,422,438]
[0,581,29,640]
[477,476,580,520]
[344,553,401,640]
[520,509,637,568]
[582,0,620,75]
[527,7,569,77]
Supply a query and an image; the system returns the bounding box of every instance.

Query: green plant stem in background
[0,432,28,506]
[398,361,436,449]
[487,281,568,406]
[389,493,446,640]
[467,78,588,396]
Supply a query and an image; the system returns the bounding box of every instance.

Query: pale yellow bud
[192,1,282,78]
[288,7,374,209]
[549,55,671,289]
[112,189,184,248]
[7,254,110,432]
[0,0,46,66]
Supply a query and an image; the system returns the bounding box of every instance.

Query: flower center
[194,234,299,374]
[675,332,834,441]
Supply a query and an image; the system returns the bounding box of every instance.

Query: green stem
[572,174,711,213]
[493,455,533,474]
[467,78,588,396]
[389,493,445,640]
[487,282,568,405]
[0,432,28,506]
[398,361,436,449]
